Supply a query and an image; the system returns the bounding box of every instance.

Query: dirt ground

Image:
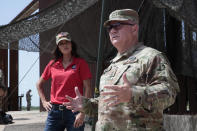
[0,110,92,131]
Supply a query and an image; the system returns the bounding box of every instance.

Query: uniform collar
[112,42,143,63]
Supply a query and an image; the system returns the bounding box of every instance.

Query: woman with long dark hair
[36,32,92,131]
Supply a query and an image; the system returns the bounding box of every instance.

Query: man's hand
[74,112,85,128]
[42,101,52,111]
[63,87,84,112]
[101,73,132,107]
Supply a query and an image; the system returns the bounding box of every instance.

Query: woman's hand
[42,101,52,111]
[74,112,85,128]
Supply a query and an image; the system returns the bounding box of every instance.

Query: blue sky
[0,0,40,107]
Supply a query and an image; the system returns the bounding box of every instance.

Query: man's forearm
[82,97,98,117]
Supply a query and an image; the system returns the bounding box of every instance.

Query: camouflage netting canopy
[152,0,197,31]
[0,0,196,51]
[0,0,98,52]
[142,0,197,78]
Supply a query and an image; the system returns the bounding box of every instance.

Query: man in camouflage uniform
[0,69,7,111]
[26,89,32,111]
[64,9,179,131]
[0,69,8,124]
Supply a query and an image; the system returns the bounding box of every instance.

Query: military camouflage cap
[56,32,71,45]
[104,9,139,26]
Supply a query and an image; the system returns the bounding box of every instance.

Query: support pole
[92,0,107,130]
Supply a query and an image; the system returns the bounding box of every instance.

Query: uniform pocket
[112,65,130,85]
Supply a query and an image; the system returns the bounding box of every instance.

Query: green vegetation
[22,106,40,110]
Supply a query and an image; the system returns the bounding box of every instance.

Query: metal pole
[92,0,107,130]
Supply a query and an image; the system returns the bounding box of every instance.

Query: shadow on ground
[4,123,45,131]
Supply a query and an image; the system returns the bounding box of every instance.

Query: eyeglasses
[106,22,135,32]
